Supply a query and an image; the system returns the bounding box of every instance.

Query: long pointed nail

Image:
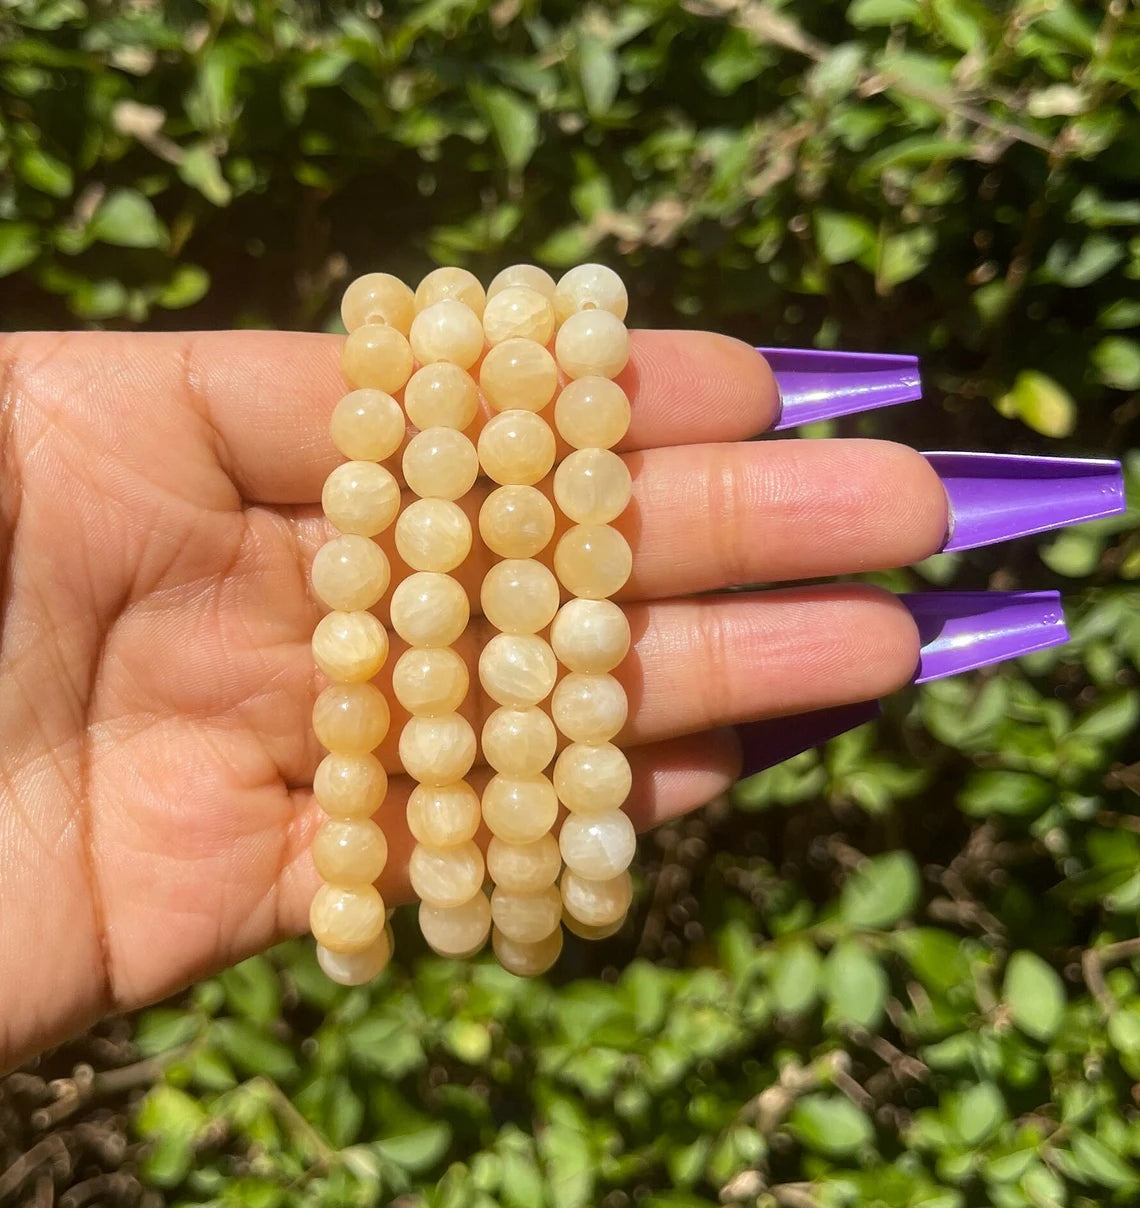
[736,700,883,777]
[899,591,1068,683]
[759,348,923,430]
[925,452,1126,552]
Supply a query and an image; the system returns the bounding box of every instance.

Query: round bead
[491,885,562,944]
[390,571,470,647]
[317,928,393,984]
[478,633,557,707]
[312,817,389,884]
[553,742,632,813]
[409,840,485,908]
[330,389,406,461]
[481,774,559,844]
[311,536,390,612]
[554,264,629,323]
[550,598,631,674]
[402,427,479,501]
[563,914,624,941]
[419,894,492,958]
[561,870,632,928]
[312,682,391,754]
[554,310,629,381]
[314,753,388,819]
[409,299,485,369]
[322,461,401,536]
[553,449,631,526]
[559,809,636,879]
[481,707,557,776]
[553,525,632,599]
[550,675,627,744]
[486,834,562,894]
[310,883,386,954]
[553,377,631,451]
[477,410,556,486]
[391,647,469,716]
[415,267,486,317]
[482,286,556,346]
[479,339,558,413]
[341,324,414,393]
[493,925,563,977]
[407,781,481,847]
[399,713,477,785]
[480,559,560,635]
[395,498,473,573]
[404,363,480,431]
[341,273,416,335]
[488,264,556,300]
[478,486,556,558]
[312,610,389,683]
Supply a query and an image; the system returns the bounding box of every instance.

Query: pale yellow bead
[322,461,401,536]
[395,498,473,573]
[550,674,627,743]
[390,571,470,647]
[402,427,479,501]
[478,486,556,558]
[553,742,632,813]
[341,273,416,335]
[493,925,563,977]
[408,840,485,908]
[559,809,636,879]
[478,633,557,708]
[554,310,629,381]
[486,834,561,894]
[563,914,623,941]
[553,524,632,599]
[561,870,632,928]
[553,449,631,526]
[487,264,556,301]
[550,598,631,674]
[341,324,414,393]
[482,286,556,346]
[553,377,631,451]
[553,263,629,323]
[409,299,485,370]
[317,928,393,984]
[407,780,481,847]
[477,410,556,486]
[312,682,391,754]
[399,713,477,785]
[310,883,386,954]
[330,389,406,462]
[314,752,388,819]
[481,707,557,776]
[481,774,559,844]
[419,893,492,958]
[415,266,486,317]
[478,339,558,413]
[480,559,560,635]
[312,610,389,683]
[491,885,562,944]
[391,646,469,716]
[404,363,479,431]
[312,817,389,884]
[311,536,390,612]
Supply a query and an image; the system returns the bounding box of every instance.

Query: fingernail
[736,700,883,776]
[925,451,1126,552]
[759,348,923,430]
[899,591,1069,683]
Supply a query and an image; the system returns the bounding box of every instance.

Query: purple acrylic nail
[899,591,1068,683]
[737,700,882,777]
[758,348,923,430]
[925,451,1126,552]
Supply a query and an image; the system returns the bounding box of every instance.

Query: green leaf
[959,770,1054,818]
[213,1018,299,1081]
[219,956,280,1026]
[179,144,232,206]
[470,84,539,173]
[157,265,210,309]
[995,370,1076,439]
[948,1081,1006,1145]
[1093,336,1140,390]
[839,852,920,930]
[1003,952,1065,1041]
[443,1019,492,1065]
[814,210,875,265]
[134,1007,200,1057]
[790,1094,873,1157]
[823,939,888,1029]
[90,189,167,249]
[579,37,620,118]
[0,222,39,275]
[877,228,936,289]
[17,147,73,197]
[848,0,920,25]
[1067,1131,1139,1188]
[770,938,822,1015]
[1108,1007,1140,1056]
[1042,234,1124,287]
[1071,691,1139,743]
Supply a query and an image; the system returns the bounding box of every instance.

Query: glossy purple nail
[737,700,882,777]
[899,591,1068,683]
[758,348,923,430]
[925,452,1126,552]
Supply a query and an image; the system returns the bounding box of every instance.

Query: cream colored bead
[479,339,558,413]
[402,427,479,501]
[341,324,414,394]
[478,633,557,707]
[310,883,386,954]
[415,266,486,317]
[481,774,558,844]
[481,707,557,776]
[317,928,393,984]
[404,363,480,431]
[478,486,556,558]
[311,535,390,612]
[563,914,623,941]
[553,377,631,451]
[482,286,556,346]
[395,498,473,573]
[399,713,477,785]
[409,299,485,370]
[312,610,389,683]
[477,410,556,487]
[330,389,406,461]
[553,525,632,599]
[559,809,636,879]
[408,840,485,908]
[486,834,561,894]
[314,752,388,819]
[553,742,632,813]
[561,869,632,927]
[390,571,470,647]
[550,674,627,743]
[493,925,563,977]
[480,559,560,635]
[553,449,631,526]
[322,461,401,536]
[553,264,629,323]
[550,598,631,674]
[488,264,556,301]
[491,885,562,944]
[419,894,492,958]
[407,781,481,847]
[312,683,391,754]
[391,646,469,716]
[341,273,416,335]
[554,310,629,381]
[312,817,389,884]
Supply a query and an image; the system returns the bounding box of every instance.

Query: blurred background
[1,0,1138,1204]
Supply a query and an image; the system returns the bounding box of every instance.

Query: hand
[0,329,946,1070]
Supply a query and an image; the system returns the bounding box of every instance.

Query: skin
[0,329,948,1072]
